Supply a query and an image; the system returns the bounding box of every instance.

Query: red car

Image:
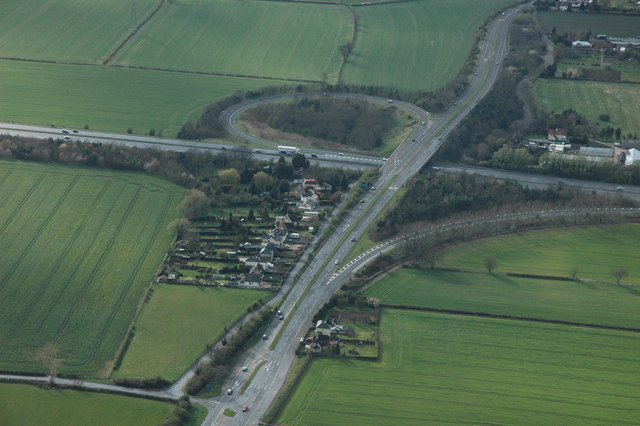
[242,405,249,412]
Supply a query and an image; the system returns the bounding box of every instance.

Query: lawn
[0,60,287,137]
[537,11,640,38]
[113,0,352,82]
[341,0,516,91]
[113,285,266,380]
[277,309,640,424]
[365,268,640,328]
[0,383,174,426]
[0,0,158,63]
[533,79,640,136]
[0,160,182,375]
[438,225,640,284]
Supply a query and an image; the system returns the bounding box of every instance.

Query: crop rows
[0,162,181,375]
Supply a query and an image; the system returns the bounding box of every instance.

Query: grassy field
[0,383,173,426]
[0,160,182,375]
[438,225,640,284]
[533,79,640,135]
[341,0,515,91]
[537,11,640,37]
[277,309,640,424]
[365,268,640,328]
[0,60,286,137]
[0,0,158,63]
[113,285,266,380]
[114,0,352,82]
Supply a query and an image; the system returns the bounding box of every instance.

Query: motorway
[0,122,383,171]
[200,4,529,425]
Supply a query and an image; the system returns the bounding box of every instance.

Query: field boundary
[103,0,167,65]
[379,303,640,333]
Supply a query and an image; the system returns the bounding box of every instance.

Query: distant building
[579,146,614,162]
[625,148,640,166]
[571,40,592,49]
[547,128,568,142]
[315,320,332,337]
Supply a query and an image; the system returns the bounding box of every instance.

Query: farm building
[578,146,614,162]
[625,148,640,166]
[547,128,568,142]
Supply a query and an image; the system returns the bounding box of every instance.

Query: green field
[114,0,352,82]
[277,309,640,424]
[0,160,182,375]
[0,60,286,137]
[0,0,159,63]
[533,79,640,135]
[341,0,515,91]
[537,11,640,37]
[439,225,640,284]
[114,285,266,380]
[0,383,174,426]
[365,268,640,328]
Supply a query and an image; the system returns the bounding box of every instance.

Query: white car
[334,260,340,265]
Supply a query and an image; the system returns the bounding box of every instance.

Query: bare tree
[570,268,579,281]
[484,255,497,274]
[611,268,628,285]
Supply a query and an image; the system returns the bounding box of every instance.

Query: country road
[201,3,531,425]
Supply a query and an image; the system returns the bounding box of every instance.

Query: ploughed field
[277,309,640,425]
[0,160,182,375]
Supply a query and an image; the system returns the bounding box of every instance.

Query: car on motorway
[254,149,263,153]
[351,237,357,242]
[334,259,340,265]
[421,121,426,125]
[412,138,416,141]
[242,366,248,372]
[311,153,318,158]
[387,99,393,103]
[221,146,227,150]
[262,334,268,340]
[437,136,442,140]
[227,389,233,395]
[63,136,70,140]
[242,405,249,412]
[61,129,69,134]
[359,199,365,204]
[474,72,478,76]
[72,129,79,133]
[617,186,624,191]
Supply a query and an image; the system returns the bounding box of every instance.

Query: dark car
[311,154,318,158]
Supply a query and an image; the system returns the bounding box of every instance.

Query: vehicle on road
[334,259,340,265]
[387,99,393,103]
[351,237,357,242]
[617,186,624,191]
[338,152,344,156]
[262,334,268,340]
[221,146,227,150]
[242,405,249,412]
[421,121,426,125]
[72,129,79,133]
[242,366,248,372]
[359,199,365,204]
[278,145,299,155]
[63,136,70,140]
[227,389,233,395]
[254,149,263,153]
[61,129,69,134]
[412,138,416,141]
[311,154,318,158]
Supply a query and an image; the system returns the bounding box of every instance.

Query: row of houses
[237,177,333,287]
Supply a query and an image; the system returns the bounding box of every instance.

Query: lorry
[278,145,300,155]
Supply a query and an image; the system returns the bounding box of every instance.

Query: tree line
[370,172,633,240]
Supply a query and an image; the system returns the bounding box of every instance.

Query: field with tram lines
[0,160,182,375]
